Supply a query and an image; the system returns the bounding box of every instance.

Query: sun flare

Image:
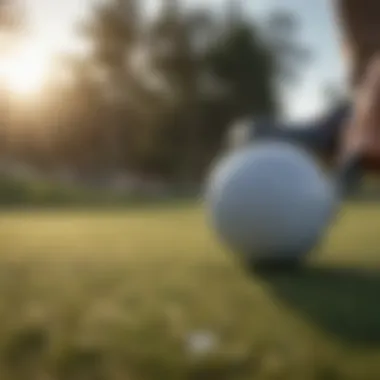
[0,42,51,96]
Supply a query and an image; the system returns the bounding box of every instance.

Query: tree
[72,0,169,175]
[0,0,25,158]
[0,0,24,47]
[261,9,311,84]
[145,1,310,180]
[64,0,310,182]
[145,0,220,180]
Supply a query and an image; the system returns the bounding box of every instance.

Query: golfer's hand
[340,55,380,169]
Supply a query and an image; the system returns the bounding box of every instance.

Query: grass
[0,202,379,379]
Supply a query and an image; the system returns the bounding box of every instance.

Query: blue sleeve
[249,101,352,154]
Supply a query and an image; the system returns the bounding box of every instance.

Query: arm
[334,54,380,196]
[333,0,380,86]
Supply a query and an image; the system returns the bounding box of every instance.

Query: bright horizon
[2,0,346,119]
[0,40,52,96]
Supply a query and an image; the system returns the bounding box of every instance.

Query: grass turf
[0,202,379,379]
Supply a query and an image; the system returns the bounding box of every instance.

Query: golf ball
[205,141,336,263]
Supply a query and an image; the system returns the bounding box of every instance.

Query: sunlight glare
[0,43,50,96]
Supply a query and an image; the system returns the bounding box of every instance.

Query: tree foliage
[7,0,310,183]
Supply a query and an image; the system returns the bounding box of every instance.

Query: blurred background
[2,3,380,380]
[0,0,349,206]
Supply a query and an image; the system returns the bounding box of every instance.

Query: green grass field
[0,202,380,379]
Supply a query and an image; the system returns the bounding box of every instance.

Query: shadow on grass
[249,263,380,347]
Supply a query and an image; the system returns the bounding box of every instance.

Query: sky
[25,0,348,122]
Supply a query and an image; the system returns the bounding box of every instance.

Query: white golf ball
[205,141,336,262]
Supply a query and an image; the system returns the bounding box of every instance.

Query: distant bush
[0,176,198,208]
[0,177,33,205]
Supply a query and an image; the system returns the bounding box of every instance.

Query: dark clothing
[250,102,352,155]
[250,101,362,194]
